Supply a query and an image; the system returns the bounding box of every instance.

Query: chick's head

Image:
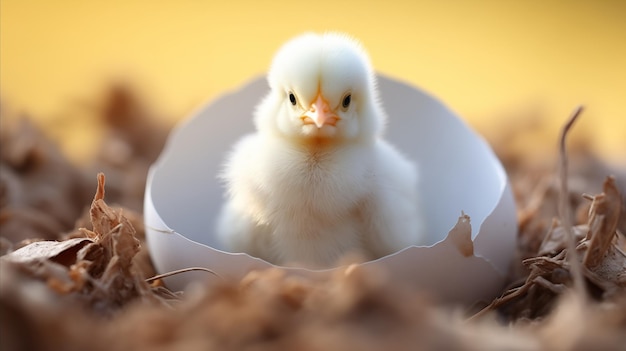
[256,32,384,143]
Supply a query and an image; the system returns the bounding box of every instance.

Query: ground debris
[476,176,626,321]
[1,173,172,317]
[0,117,91,243]
[1,91,626,350]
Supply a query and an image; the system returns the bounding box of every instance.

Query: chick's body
[217,33,422,268]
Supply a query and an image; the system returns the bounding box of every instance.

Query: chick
[216,32,423,268]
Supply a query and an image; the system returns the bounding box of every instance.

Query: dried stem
[146,267,222,283]
[558,105,586,298]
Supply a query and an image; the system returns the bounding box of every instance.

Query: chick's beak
[302,94,339,128]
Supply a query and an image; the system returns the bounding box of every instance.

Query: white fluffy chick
[216,32,423,268]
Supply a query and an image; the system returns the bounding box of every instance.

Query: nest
[1,87,625,351]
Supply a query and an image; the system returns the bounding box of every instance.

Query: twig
[558,105,587,298]
[146,267,223,283]
[581,193,595,201]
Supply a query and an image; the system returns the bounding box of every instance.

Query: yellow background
[1,0,625,164]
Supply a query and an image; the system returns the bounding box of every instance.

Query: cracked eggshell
[144,75,518,305]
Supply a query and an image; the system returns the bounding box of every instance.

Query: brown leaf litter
[1,173,170,315]
[1,93,626,350]
[474,176,626,321]
[0,117,90,244]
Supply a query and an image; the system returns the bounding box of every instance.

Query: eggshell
[144,75,518,305]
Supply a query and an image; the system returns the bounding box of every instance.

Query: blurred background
[1,0,625,165]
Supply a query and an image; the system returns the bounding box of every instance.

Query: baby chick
[216,32,423,268]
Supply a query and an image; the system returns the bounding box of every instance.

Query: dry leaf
[538,221,587,256]
[1,238,92,265]
[583,177,622,268]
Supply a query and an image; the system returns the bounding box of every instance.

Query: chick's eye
[288,92,297,106]
[342,94,351,108]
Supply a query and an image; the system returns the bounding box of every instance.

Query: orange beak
[302,94,339,128]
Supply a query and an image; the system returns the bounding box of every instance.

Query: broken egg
[144,75,517,305]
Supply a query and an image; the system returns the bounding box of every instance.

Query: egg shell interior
[144,75,518,305]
